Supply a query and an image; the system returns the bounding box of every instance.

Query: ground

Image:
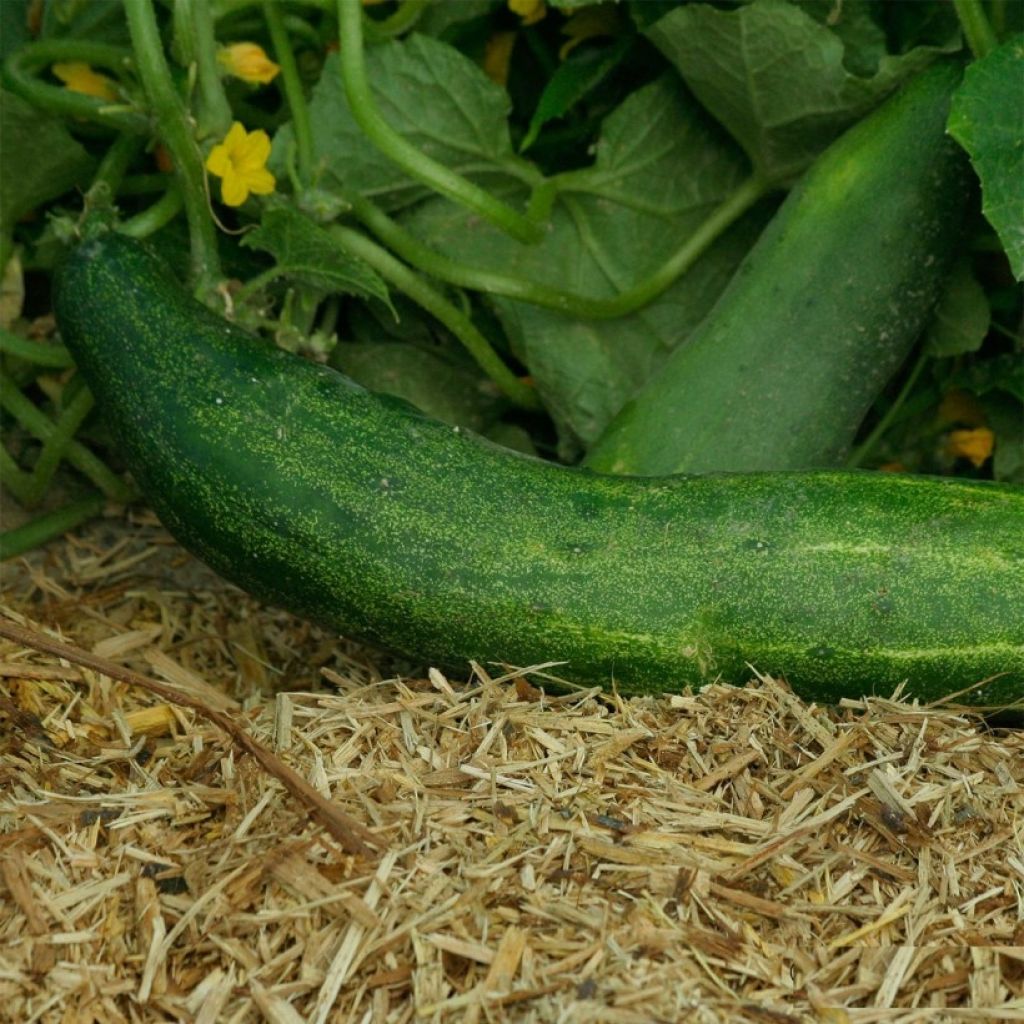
[0,511,1021,1022]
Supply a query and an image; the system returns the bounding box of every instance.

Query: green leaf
[925,259,991,357]
[950,353,1024,403]
[646,0,954,184]
[241,206,391,308]
[415,0,493,41]
[948,34,1024,280]
[401,76,767,454]
[272,37,523,211]
[801,0,889,77]
[521,36,634,153]
[330,341,501,431]
[0,89,95,229]
[983,391,1024,482]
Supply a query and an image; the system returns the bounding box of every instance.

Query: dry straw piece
[1,512,1022,1023]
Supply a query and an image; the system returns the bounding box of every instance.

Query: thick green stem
[1,40,147,133]
[120,186,185,238]
[182,0,234,140]
[350,174,769,320]
[954,0,998,58]
[846,349,930,469]
[264,0,314,184]
[335,0,543,244]
[124,0,221,290]
[331,226,541,411]
[0,494,106,561]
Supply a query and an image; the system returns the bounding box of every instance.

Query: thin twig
[0,615,382,857]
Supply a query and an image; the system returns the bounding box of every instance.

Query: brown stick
[0,615,382,857]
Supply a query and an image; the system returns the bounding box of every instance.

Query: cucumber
[585,62,972,476]
[54,233,1023,704]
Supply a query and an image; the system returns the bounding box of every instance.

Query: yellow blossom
[483,31,517,87]
[945,427,994,468]
[205,122,276,207]
[217,42,280,86]
[937,388,986,427]
[51,62,118,101]
[509,0,546,26]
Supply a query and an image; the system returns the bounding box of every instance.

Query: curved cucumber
[585,61,971,476]
[55,234,1023,704]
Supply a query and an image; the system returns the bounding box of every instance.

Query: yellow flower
[937,388,986,427]
[217,42,280,86]
[51,61,118,101]
[509,0,546,26]
[483,31,517,87]
[205,122,276,207]
[944,427,994,468]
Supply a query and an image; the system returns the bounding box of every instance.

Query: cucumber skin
[585,62,972,476]
[55,234,1023,704]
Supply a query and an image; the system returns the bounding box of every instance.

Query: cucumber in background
[585,62,972,476]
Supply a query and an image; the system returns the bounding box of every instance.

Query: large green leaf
[948,34,1024,280]
[401,76,768,455]
[272,37,526,211]
[646,0,954,184]
[925,259,991,357]
[240,206,391,308]
[331,341,501,431]
[0,89,94,230]
[521,36,635,153]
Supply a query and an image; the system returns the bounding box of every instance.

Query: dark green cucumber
[55,233,1023,704]
[585,61,971,476]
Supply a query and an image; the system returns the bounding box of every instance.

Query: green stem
[264,0,314,184]
[0,370,133,503]
[89,133,146,199]
[124,0,222,291]
[21,385,96,506]
[119,172,175,196]
[0,329,73,369]
[361,0,428,40]
[331,226,541,411]
[953,0,998,58]
[0,446,35,504]
[335,0,543,245]
[120,186,185,238]
[183,0,235,140]
[235,266,282,304]
[846,349,930,469]
[989,0,1007,37]
[349,174,769,320]
[214,0,333,17]
[0,494,106,561]
[1,40,147,133]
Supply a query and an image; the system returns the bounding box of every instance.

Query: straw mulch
[1,510,1022,1024]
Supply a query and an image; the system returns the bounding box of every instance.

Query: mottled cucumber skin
[585,62,972,477]
[55,234,1023,704]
